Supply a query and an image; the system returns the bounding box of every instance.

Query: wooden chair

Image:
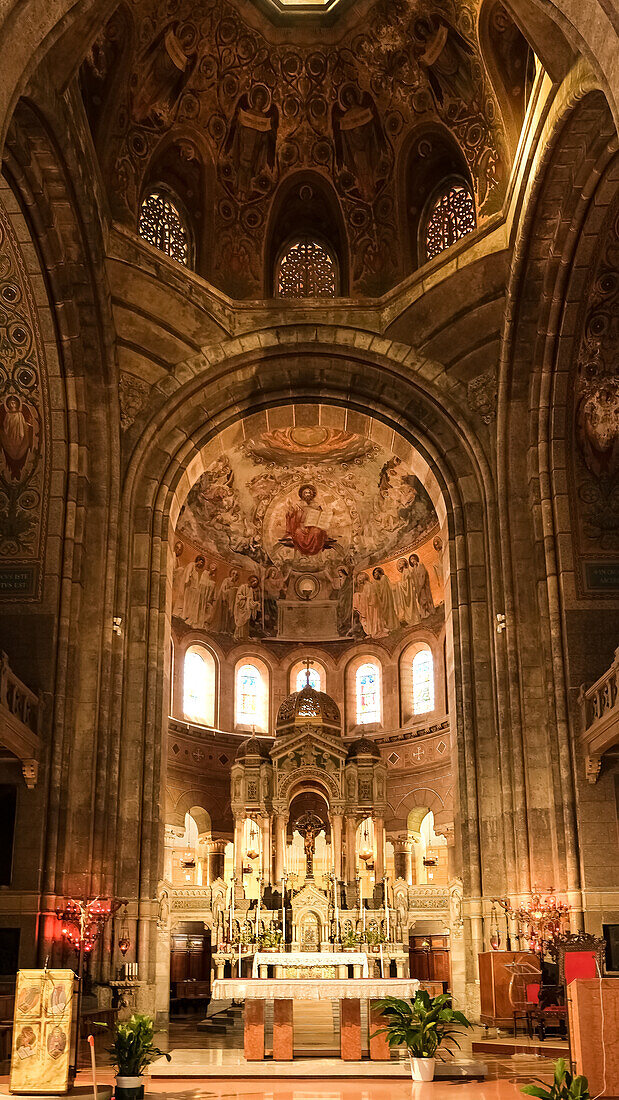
[535,932,605,1041]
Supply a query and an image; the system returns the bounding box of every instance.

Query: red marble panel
[340,997,362,1061]
[244,998,265,1061]
[369,1000,391,1061]
[273,998,294,1060]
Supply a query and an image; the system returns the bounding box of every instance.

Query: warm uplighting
[359,819,373,863]
[246,819,260,862]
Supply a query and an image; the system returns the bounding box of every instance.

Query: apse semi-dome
[276,683,341,736]
[235,735,271,761]
[346,736,381,760]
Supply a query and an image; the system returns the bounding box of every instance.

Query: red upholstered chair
[536,933,606,1042]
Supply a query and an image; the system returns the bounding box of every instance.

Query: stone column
[345,815,357,884]
[207,839,226,883]
[261,817,271,886]
[274,814,288,883]
[393,837,414,884]
[374,817,385,881]
[234,816,244,880]
[331,813,343,880]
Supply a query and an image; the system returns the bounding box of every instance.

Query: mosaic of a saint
[278,484,339,557]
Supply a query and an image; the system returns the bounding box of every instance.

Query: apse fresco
[172,427,445,642]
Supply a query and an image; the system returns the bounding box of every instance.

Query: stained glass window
[184,646,216,725]
[296,666,321,692]
[277,237,337,298]
[356,662,380,725]
[412,648,434,715]
[237,663,261,723]
[425,183,476,260]
[138,189,191,266]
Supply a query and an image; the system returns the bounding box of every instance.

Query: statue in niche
[224,85,279,200]
[410,13,476,107]
[132,25,195,125]
[332,84,389,202]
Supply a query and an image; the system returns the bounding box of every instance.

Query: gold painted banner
[10,969,75,1095]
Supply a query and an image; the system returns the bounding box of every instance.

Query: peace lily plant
[521,1059,590,1100]
[372,990,472,1082]
[106,1014,170,1100]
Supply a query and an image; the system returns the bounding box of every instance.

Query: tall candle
[282,874,286,944]
[256,878,261,939]
[385,877,390,940]
[379,942,384,979]
[238,941,241,977]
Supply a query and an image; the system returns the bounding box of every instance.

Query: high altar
[210,673,416,973]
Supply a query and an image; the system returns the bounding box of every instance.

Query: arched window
[183,645,216,726]
[276,237,337,298]
[138,188,191,266]
[412,648,434,715]
[296,666,321,692]
[356,662,380,725]
[235,661,269,731]
[424,182,476,260]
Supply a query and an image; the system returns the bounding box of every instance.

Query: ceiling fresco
[84,0,508,295]
[172,427,444,643]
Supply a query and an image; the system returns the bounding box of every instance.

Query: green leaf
[520,1087,552,1099]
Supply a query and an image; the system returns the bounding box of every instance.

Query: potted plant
[259,928,282,951]
[521,1058,589,1099]
[107,1014,171,1100]
[372,990,471,1082]
[366,927,386,951]
[341,929,360,950]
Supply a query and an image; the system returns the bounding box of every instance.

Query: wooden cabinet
[478,950,540,1026]
[409,935,450,989]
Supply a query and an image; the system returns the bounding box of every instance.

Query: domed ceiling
[81,0,513,296]
[172,426,445,644]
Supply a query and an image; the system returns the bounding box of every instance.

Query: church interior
[0,0,618,1095]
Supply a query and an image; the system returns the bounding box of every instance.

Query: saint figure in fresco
[210,568,240,634]
[395,557,419,626]
[181,555,205,626]
[198,561,218,626]
[279,484,338,557]
[0,395,35,481]
[234,575,261,640]
[371,565,399,636]
[409,553,435,617]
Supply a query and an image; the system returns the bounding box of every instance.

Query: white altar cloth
[251,951,369,978]
[212,978,420,1001]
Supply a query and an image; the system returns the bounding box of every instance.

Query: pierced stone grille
[138,190,190,266]
[425,184,476,260]
[277,238,337,298]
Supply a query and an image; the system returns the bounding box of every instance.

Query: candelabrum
[55,896,127,1075]
[495,889,569,957]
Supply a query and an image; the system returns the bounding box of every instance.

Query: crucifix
[303,657,314,687]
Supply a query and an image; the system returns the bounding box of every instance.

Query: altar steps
[196,1001,244,1036]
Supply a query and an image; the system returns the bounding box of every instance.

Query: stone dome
[275,683,341,736]
[235,735,270,761]
[347,736,381,760]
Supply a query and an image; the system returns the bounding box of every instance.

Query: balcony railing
[579,646,619,783]
[0,651,41,787]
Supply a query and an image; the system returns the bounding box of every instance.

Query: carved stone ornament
[467,368,498,423]
[119,371,151,430]
[585,753,602,784]
[22,759,38,789]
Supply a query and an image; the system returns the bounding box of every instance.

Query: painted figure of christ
[279,483,338,557]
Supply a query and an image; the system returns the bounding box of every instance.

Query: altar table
[211,977,420,1062]
[251,951,369,978]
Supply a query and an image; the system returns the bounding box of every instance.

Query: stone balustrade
[0,650,41,787]
[579,646,619,782]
